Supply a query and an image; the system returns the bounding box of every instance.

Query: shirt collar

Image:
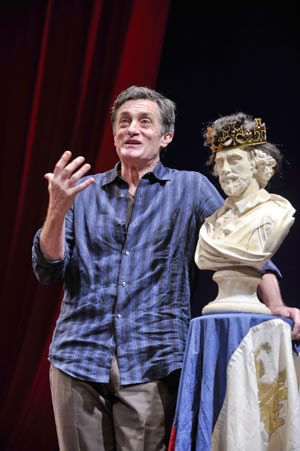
[101,160,171,187]
[150,160,172,181]
[224,188,271,213]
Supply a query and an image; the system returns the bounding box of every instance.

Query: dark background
[156,4,299,313]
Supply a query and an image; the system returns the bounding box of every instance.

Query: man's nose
[127,121,139,135]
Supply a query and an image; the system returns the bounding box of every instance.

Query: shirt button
[125,250,130,255]
[120,194,124,199]
[122,281,126,287]
[117,314,122,319]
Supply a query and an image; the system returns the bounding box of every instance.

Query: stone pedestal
[202,267,272,315]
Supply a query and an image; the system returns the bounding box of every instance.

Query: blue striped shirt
[32,161,278,384]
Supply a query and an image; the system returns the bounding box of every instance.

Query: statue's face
[214,148,255,198]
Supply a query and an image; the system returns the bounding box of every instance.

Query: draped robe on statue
[195,188,295,272]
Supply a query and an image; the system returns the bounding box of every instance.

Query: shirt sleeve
[198,175,224,223]
[259,259,282,280]
[32,207,74,285]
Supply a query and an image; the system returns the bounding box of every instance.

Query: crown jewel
[207,118,267,153]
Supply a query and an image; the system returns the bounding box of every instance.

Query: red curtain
[0,1,170,449]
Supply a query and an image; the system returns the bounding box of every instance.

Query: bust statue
[195,113,295,314]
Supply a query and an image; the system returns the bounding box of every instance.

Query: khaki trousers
[49,356,179,451]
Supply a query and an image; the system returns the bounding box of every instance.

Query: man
[32,88,300,450]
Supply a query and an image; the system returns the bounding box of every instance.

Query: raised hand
[40,151,94,261]
[45,150,94,216]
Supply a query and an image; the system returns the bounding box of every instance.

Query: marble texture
[195,148,295,314]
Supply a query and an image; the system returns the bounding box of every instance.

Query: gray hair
[111,86,176,134]
[205,112,282,187]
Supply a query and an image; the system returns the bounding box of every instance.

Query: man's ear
[161,132,174,148]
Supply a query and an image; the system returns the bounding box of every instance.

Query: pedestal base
[202,267,272,315]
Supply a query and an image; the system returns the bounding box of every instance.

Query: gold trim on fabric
[255,343,288,435]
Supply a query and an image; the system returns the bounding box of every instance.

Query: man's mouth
[125,139,141,145]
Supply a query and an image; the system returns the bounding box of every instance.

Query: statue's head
[204,113,282,196]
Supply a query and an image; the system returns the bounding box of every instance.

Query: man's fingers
[291,321,300,340]
[61,156,87,180]
[74,177,95,193]
[43,152,93,215]
[270,305,300,341]
[44,173,54,182]
[69,163,92,185]
[282,307,300,340]
[51,151,93,186]
[291,328,300,340]
[290,310,300,340]
[53,150,73,174]
[53,151,89,179]
[46,150,94,190]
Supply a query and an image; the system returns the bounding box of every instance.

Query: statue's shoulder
[265,192,295,217]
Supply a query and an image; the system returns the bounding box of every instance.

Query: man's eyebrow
[118,111,130,117]
[118,111,154,118]
[138,111,153,117]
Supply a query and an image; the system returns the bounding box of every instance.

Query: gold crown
[207,118,267,153]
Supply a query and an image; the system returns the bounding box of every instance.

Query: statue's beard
[220,174,251,197]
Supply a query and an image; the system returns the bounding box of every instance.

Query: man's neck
[120,158,159,196]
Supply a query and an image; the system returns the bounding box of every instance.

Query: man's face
[214,148,255,198]
[113,99,173,166]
